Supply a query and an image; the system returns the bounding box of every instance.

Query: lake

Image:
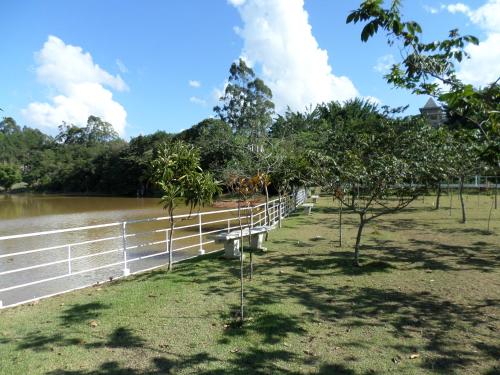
[0,194,172,234]
[0,194,265,308]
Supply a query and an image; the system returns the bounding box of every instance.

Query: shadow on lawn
[61,302,109,326]
[46,352,218,375]
[45,349,362,375]
[12,204,497,375]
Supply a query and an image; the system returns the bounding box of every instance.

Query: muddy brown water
[0,194,265,307]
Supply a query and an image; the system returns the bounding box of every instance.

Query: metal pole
[495,176,498,209]
[67,245,72,275]
[169,227,173,270]
[121,222,130,276]
[198,213,205,255]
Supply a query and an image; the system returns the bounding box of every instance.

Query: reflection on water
[0,194,167,232]
[0,191,297,309]
[0,194,259,307]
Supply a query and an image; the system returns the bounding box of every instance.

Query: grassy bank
[0,194,498,374]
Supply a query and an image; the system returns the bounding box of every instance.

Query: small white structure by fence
[0,190,306,309]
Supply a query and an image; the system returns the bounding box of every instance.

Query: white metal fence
[440,175,499,189]
[0,190,306,309]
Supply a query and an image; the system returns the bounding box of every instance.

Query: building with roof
[419,98,446,127]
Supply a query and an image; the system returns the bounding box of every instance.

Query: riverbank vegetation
[0,195,498,374]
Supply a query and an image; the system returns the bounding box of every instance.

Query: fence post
[278,197,282,228]
[250,208,254,228]
[227,218,231,233]
[67,245,72,275]
[121,222,130,276]
[198,213,205,255]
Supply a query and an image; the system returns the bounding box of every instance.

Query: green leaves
[310,100,441,209]
[214,58,274,142]
[0,163,22,190]
[361,20,380,42]
[151,140,219,215]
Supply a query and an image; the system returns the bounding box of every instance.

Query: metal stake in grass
[487,196,495,233]
[495,176,498,210]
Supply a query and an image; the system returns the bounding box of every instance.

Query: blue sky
[1,0,499,138]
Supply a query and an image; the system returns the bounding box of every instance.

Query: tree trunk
[353,213,365,267]
[168,211,174,271]
[487,197,494,233]
[339,198,343,247]
[449,181,453,217]
[264,184,270,226]
[247,203,253,281]
[459,176,466,224]
[237,201,244,323]
[435,182,441,210]
[495,177,498,210]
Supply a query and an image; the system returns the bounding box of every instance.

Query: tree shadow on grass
[16,332,84,352]
[437,227,496,236]
[219,311,306,345]
[60,302,109,326]
[15,325,147,353]
[86,327,146,349]
[46,352,218,375]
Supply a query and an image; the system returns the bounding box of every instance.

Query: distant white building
[419,98,446,127]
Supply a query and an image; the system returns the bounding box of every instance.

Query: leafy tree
[123,131,174,196]
[309,101,437,266]
[225,172,262,324]
[347,0,498,170]
[0,163,22,191]
[175,118,238,180]
[56,116,119,145]
[448,130,484,223]
[214,59,274,148]
[151,140,219,271]
[0,117,21,135]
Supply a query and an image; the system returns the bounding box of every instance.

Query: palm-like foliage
[151,140,220,270]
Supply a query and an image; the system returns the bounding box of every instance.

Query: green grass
[0,194,499,374]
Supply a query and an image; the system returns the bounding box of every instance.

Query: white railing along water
[0,190,306,309]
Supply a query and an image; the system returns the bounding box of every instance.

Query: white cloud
[446,3,471,15]
[116,59,128,74]
[188,80,201,88]
[211,79,229,104]
[364,96,382,106]
[445,0,500,86]
[228,0,246,6]
[457,33,500,86]
[373,54,395,73]
[22,36,128,135]
[229,0,359,112]
[423,5,440,14]
[189,96,207,106]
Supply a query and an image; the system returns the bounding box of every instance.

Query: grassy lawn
[0,194,499,374]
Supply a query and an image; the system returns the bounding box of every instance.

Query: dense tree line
[1,96,497,197]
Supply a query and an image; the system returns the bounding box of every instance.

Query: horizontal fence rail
[0,190,306,309]
[439,176,499,190]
